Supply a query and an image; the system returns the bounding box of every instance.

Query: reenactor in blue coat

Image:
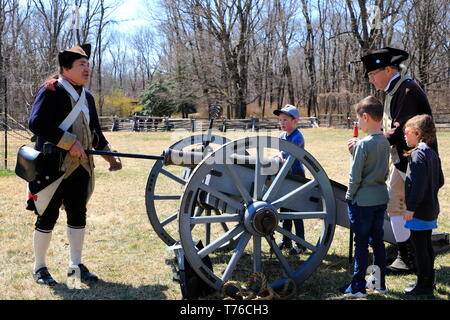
[28,44,122,285]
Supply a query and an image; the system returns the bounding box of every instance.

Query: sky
[111,0,155,32]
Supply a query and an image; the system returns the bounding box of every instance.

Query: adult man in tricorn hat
[349,47,436,275]
[27,44,122,285]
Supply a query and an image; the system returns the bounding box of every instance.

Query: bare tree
[274,0,297,108]
[300,0,318,117]
[32,0,71,70]
[131,25,158,89]
[184,0,263,118]
[407,0,447,89]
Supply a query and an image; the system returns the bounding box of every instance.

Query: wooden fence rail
[98,116,320,132]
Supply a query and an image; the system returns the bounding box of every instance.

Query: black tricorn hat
[58,44,91,68]
[361,47,409,77]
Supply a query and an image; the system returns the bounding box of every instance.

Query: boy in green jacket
[342,96,390,297]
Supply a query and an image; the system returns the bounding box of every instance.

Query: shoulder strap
[387,74,412,97]
[57,78,90,129]
[383,75,413,130]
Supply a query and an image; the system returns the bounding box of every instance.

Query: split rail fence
[98,112,450,132]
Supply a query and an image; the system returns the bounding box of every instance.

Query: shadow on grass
[435,265,450,299]
[50,280,169,300]
[208,246,450,300]
[379,264,450,301]
[301,243,450,301]
[293,252,353,299]
[168,250,354,300]
[384,263,450,301]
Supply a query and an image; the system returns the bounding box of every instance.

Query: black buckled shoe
[78,264,99,283]
[34,267,57,286]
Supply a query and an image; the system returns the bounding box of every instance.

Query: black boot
[407,269,435,289]
[404,275,434,296]
[387,239,415,274]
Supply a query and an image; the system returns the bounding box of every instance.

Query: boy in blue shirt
[342,96,390,297]
[273,104,306,255]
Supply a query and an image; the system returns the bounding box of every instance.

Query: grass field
[0,128,449,300]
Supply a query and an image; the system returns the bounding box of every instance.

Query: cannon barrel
[228,154,281,175]
[162,148,204,167]
[162,148,281,172]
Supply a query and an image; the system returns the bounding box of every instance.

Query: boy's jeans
[281,208,305,245]
[348,203,387,291]
[282,219,305,245]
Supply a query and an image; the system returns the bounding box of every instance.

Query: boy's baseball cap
[273,104,299,119]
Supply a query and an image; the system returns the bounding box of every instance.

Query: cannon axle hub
[244,201,278,236]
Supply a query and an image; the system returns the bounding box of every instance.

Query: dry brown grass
[1,128,449,300]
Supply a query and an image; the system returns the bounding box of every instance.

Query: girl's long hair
[403,114,437,156]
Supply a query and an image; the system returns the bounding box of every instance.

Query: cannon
[89,132,399,295]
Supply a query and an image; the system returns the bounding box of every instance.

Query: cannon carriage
[142,132,398,295]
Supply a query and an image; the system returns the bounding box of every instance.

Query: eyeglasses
[368,68,384,79]
[404,128,417,135]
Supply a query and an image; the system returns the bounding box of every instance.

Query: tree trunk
[300,0,318,117]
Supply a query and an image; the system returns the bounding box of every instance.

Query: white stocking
[67,226,85,266]
[33,229,52,272]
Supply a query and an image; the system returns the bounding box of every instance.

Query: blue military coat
[26,81,110,212]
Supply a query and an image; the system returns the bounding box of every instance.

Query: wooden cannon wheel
[145,134,230,246]
[178,136,337,291]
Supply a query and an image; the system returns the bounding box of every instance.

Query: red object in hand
[353,122,359,137]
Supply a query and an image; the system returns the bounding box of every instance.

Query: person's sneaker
[33,267,57,286]
[366,281,388,294]
[289,245,306,255]
[277,241,292,250]
[77,264,99,283]
[340,284,367,298]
